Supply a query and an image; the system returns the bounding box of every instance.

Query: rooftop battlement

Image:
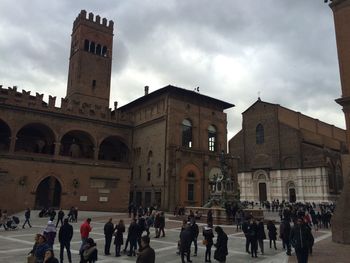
[0,85,131,124]
[73,10,114,33]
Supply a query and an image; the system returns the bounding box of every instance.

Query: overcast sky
[0,0,344,138]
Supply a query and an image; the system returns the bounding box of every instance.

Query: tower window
[182,119,192,148]
[256,124,264,144]
[84,39,89,51]
[102,46,107,57]
[92,80,96,88]
[208,125,217,152]
[96,44,102,56]
[89,42,96,53]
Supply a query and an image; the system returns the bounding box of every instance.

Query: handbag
[202,239,208,245]
[27,254,36,263]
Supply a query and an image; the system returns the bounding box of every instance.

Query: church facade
[0,10,234,213]
[229,99,345,203]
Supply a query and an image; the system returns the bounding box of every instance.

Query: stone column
[94,147,99,160]
[54,142,61,157]
[9,136,17,153]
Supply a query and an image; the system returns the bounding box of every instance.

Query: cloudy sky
[0,0,344,138]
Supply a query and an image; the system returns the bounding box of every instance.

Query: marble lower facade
[238,167,338,203]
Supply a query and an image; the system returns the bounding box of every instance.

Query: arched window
[96,44,102,56]
[208,125,217,152]
[84,39,89,51]
[182,119,192,148]
[148,151,153,165]
[89,42,95,53]
[102,46,107,57]
[256,123,264,144]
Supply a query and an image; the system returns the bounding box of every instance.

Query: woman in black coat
[203,224,214,262]
[267,220,277,249]
[257,219,266,255]
[214,226,228,263]
[114,220,125,257]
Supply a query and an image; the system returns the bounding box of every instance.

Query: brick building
[229,99,345,203]
[0,10,234,213]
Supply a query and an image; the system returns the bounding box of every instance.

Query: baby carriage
[6,216,20,230]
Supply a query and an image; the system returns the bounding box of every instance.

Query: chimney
[144,86,149,95]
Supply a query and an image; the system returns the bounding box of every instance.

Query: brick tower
[329,0,350,244]
[66,10,114,108]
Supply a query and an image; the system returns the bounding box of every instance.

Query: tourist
[280,219,291,256]
[114,219,125,257]
[290,217,313,263]
[158,211,166,237]
[190,220,199,256]
[242,218,250,254]
[43,249,59,263]
[56,208,64,228]
[43,221,57,248]
[203,223,214,262]
[80,237,98,263]
[214,226,228,262]
[267,220,277,249]
[127,218,139,256]
[153,212,160,238]
[257,218,266,254]
[180,222,193,263]
[247,218,258,258]
[22,208,32,229]
[80,218,92,252]
[103,217,114,255]
[27,233,40,263]
[207,209,213,226]
[176,219,188,255]
[136,235,155,263]
[58,218,73,263]
[35,234,50,263]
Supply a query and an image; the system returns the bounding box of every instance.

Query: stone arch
[179,163,202,206]
[253,169,269,202]
[98,136,129,162]
[60,130,95,159]
[15,122,55,154]
[0,119,11,152]
[283,156,298,169]
[34,176,62,209]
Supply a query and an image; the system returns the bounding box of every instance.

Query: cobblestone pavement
[0,210,333,263]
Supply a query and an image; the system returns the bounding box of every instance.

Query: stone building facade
[0,10,234,213]
[229,99,345,203]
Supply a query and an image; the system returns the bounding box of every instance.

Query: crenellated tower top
[72,10,114,34]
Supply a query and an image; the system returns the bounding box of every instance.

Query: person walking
[248,218,258,258]
[43,221,57,248]
[214,226,228,262]
[114,219,125,257]
[80,218,92,253]
[190,220,199,256]
[58,218,73,263]
[290,217,313,263]
[280,219,292,256]
[257,218,266,255]
[56,209,65,228]
[159,211,166,237]
[242,218,250,254]
[22,208,32,229]
[267,220,277,250]
[127,218,139,257]
[203,223,214,262]
[180,223,193,263]
[103,218,114,255]
[136,235,155,263]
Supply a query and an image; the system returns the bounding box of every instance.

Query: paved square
[0,211,331,263]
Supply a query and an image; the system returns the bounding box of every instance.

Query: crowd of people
[0,200,336,263]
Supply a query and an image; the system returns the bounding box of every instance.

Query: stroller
[6,216,20,230]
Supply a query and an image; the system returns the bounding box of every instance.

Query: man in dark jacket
[22,208,32,228]
[190,220,199,256]
[58,218,73,263]
[257,218,266,254]
[127,219,140,256]
[180,224,193,263]
[136,235,155,263]
[103,218,114,255]
[290,217,313,263]
[248,219,258,258]
[56,209,65,228]
[280,219,292,256]
[242,218,250,254]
